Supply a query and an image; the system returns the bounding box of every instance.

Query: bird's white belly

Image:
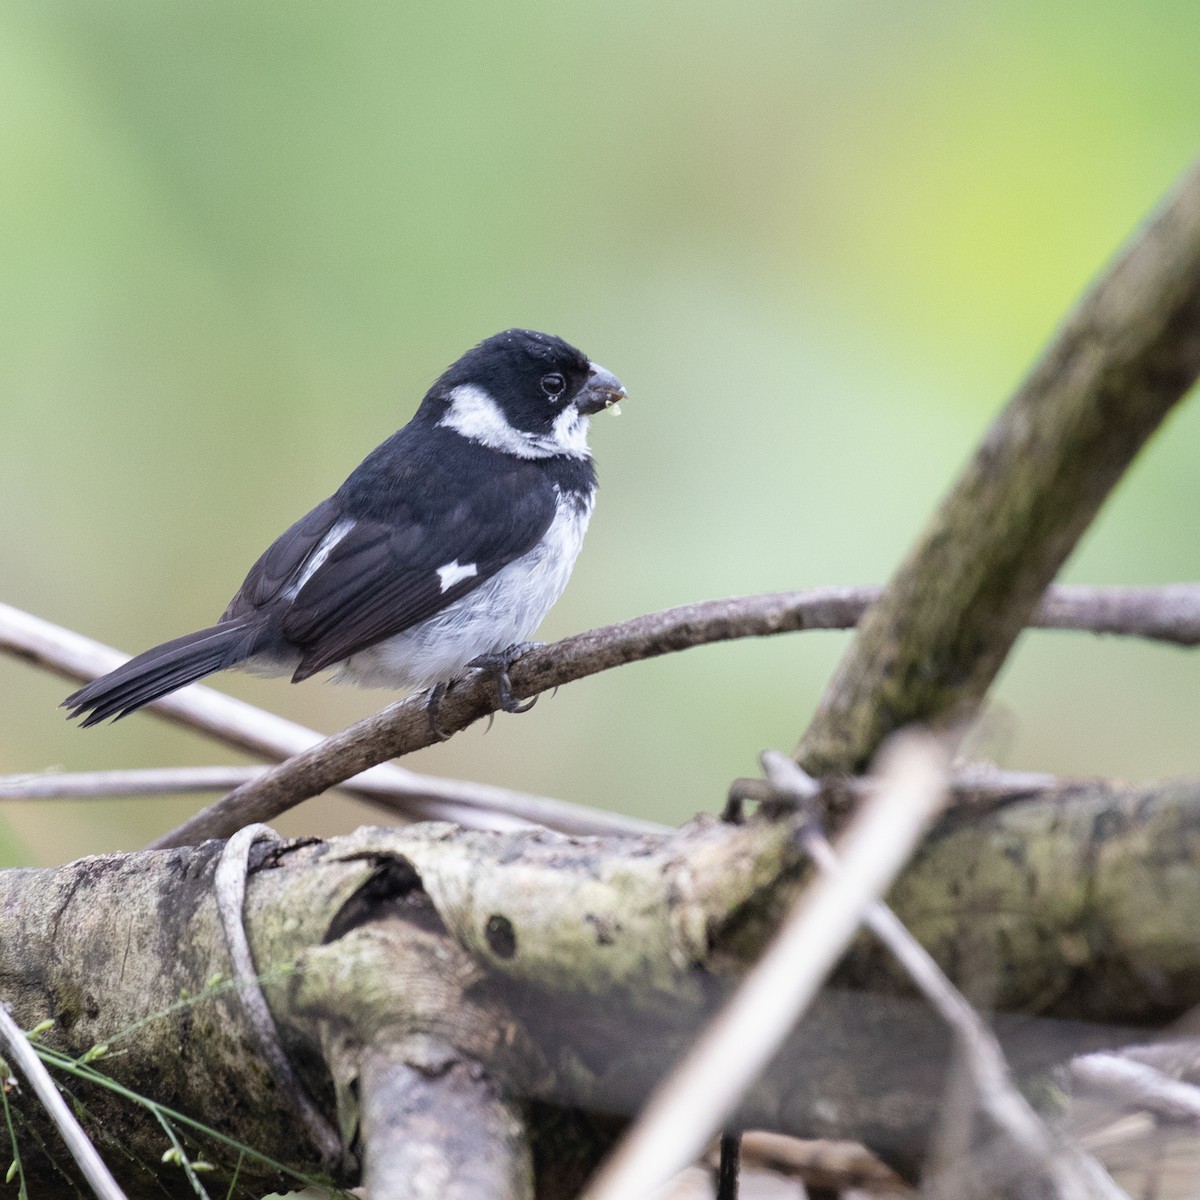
[335,494,592,690]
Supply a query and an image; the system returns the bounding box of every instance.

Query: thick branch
[358,1042,531,1200]
[5,770,1193,1193]
[797,158,1200,775]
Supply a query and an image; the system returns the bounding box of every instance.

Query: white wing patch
[437,559,479,592]
[284,518,356,599]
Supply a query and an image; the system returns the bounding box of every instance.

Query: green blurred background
[2,1,1199,866]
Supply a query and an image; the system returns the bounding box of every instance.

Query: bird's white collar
[439,384,590,459]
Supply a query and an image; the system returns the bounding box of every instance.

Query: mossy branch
[797,158,1200,775]
[4,771,1200,1194]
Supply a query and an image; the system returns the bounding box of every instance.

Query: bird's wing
[280,468,558,680]
[221,497,344,619]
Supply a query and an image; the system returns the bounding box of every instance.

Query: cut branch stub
[797,158,1200,777]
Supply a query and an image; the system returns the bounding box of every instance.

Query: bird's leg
[424,681,453,742]
[468,642,543,714]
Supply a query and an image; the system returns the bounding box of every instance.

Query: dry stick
[728,762,1064,815]
[1070,1053,1200,1125]
[0,766,265,801]
[0,1004,128,1200]
[0,764,660,837]
[0,602,650,837]
[758,753,1129,1200]
[144,579,1200,850]
[213,825,342,1164]
[797,158,1200,777]
[576,734,950,1200]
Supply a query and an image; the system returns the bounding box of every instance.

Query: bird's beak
[577,362,628,416]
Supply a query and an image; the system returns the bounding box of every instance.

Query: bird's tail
[62,622,261,727]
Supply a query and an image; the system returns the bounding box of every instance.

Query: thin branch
[213,826,342,1164]
[728,762,1063,815]
[1071,1052,1200,1125]
[797,157,1200,776]
[0,602,655,837]
[0,767,265,801]
[144,580,1200,850]
[576,734,950,1200]
[10,580,1200,845]
[0,1004,128,1200]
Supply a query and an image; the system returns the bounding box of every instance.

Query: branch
[145,581,1200,849]
[797,157,1200,775]
[754,754,1126,1200]
[359,1043,531,1200]
[0,602,653,837]
[0,766,265,801]
[2,784,1193,1193]
[732,1133,912,1195]
[1070,1052,1200,1124]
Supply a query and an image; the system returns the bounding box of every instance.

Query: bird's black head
[422,329,626,459]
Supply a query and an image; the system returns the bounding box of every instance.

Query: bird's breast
[334,487,594,690]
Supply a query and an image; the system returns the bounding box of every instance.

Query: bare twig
[1071,1053,1200,1125]
[759,753,1129,1200]
[728,762,1064,816]
[0,602,656,837]
[11,578,1200,845]
[0,1003,128,1200]
[576,734,949,1200]
[715,1132,740,1200]
[1118,1039,1200,1079]
[797,157,1200,776]
[0,766,265,801]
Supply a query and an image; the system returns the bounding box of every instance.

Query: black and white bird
[63,329,626,727]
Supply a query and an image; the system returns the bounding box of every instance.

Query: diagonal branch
[10,579,1200,846]
[0,1004,128,1200]
[146,579,1200,848]
[796,158,1200,776]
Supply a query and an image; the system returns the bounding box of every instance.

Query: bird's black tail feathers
[62,622,261,727]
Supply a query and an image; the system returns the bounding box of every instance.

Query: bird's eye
[540,372,566,399]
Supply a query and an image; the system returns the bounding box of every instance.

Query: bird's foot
[468,642,543,714]
[424,681,454,742]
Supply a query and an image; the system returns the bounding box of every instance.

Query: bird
[63,329,626,729]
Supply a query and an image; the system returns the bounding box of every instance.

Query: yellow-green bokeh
[3,1,1199,864]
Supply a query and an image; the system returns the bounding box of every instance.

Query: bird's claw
[469,643,542,715]
[425,681,453,742]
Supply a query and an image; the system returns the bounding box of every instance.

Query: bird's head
[426,329,627,459]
